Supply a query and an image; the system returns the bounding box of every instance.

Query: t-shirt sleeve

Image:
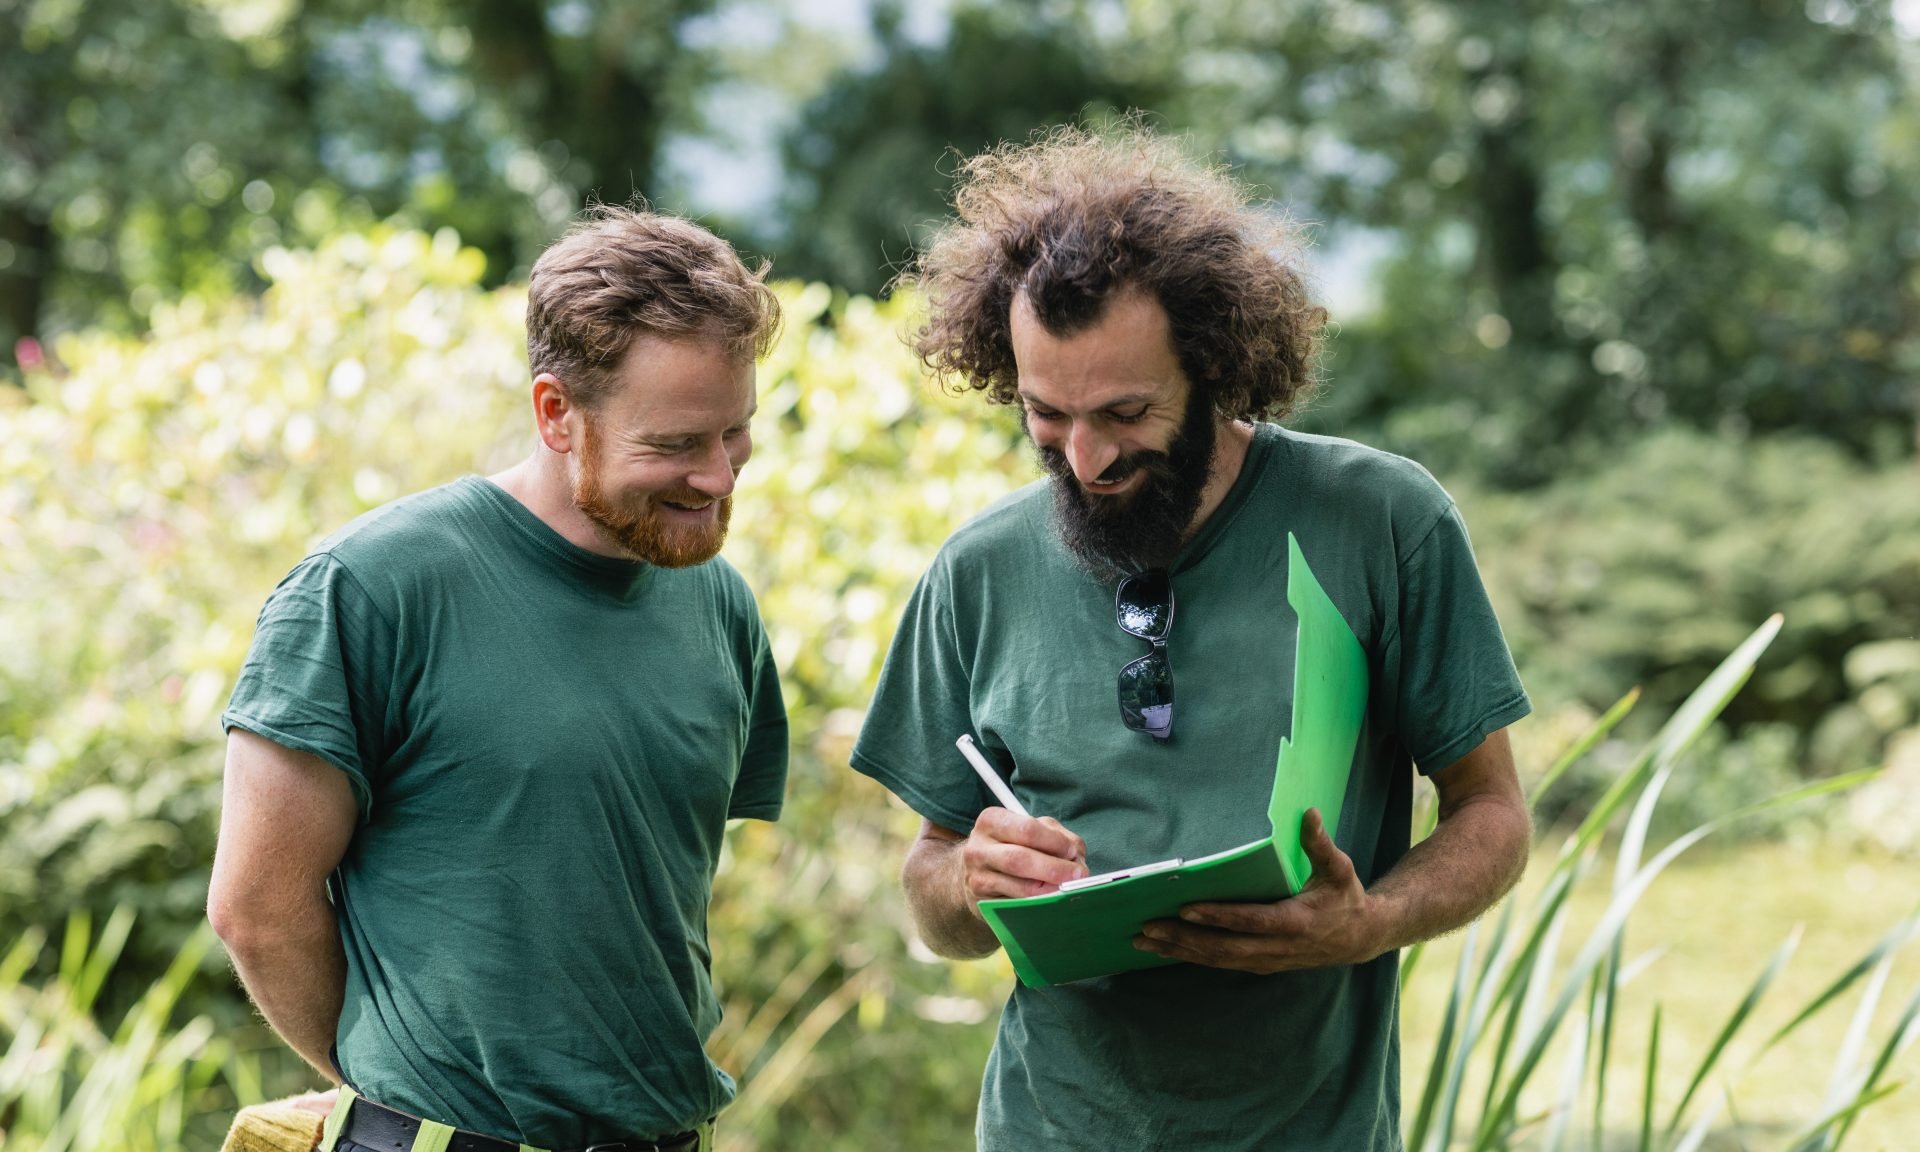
[221,553,395,822]
[728,615,789,822]
[1387,503,1532,774]
[849,558,994,834]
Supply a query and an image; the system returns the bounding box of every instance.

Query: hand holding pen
[955,735,1089,902]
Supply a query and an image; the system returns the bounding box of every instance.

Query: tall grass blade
[1592,947,1620,1151]
[1529,687,1640,807]
[1828,978,1920,1151]
[1639,1003,1661,1152]
[1540,1009,1591,1152]
[1665,925,1802,1139]
[1413,920,1479,1152]
[1470,825,1714,1152]
[1556,615,1783,873]
[73,904,136,1016]
[1763,908,1920,1053]
[1781,1082,1904,1152]
[1805,948,1898,1152]
[0,925,46,989]
[1669,1089,1726,1152]
[1402,940,1426,993]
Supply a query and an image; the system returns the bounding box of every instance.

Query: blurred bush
[1460,431,1920,831]
[0,227,526,1015]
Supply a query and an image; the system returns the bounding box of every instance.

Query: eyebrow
[636,401,759,444]
[1017,390,1156,412]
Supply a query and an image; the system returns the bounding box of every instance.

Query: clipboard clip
[1057,856,1185,892]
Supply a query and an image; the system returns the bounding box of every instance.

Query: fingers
[963,808,1089,900]
[1176,900,1296,934]
[974,806,1086,862]
[1133,921,1279,974]
[1301,807,1358,889]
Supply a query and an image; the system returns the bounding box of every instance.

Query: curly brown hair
[905,126,1325,422]
[526,204,781,409]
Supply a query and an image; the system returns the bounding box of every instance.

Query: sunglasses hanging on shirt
[1115,568,1175,740]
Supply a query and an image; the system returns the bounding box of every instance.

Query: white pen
[956,734,1031,818]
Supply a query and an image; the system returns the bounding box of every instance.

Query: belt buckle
[583,1145,634,1152]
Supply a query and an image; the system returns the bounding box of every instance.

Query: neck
[1182,418,1255,543]
[489,446,627,558]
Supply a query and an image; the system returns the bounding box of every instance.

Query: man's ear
[532,373,579,455]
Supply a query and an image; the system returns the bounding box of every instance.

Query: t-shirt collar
[1170,421,1278,577]
[463,476,655,599]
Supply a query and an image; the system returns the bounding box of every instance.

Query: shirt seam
[849,747,983,833]
[221,710,375,821]
[307,550,399,634]
[1414,691,1533,775]
[1394,502,1458,577]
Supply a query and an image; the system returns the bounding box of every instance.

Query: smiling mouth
[1083,472,1140,495]
[662,499,714,512]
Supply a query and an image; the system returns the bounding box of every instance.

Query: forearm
[902,836,1001,960]
[220,897,348,1084]
[1364,792,1531,957]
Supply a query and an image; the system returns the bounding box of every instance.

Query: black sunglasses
[1116,568,1175,740]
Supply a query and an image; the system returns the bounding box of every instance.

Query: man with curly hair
[851,128,1534,1149]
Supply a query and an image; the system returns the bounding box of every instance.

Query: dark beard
[1033,390,1219,583]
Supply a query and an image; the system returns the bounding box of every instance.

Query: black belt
[339,1094,702,1152]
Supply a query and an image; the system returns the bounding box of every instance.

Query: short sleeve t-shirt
[852,425,1529,1151]
[223,477,788,1145]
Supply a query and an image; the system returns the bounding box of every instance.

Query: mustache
[1037,446,1165,490]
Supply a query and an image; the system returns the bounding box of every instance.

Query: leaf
[1665,925,1802,1138]
[1528,687,1639,807]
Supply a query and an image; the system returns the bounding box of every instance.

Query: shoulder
[931,479,1054,574]
[293,478,495,609]
[1259,426,1456,550]
[314,478,488,568]
[678,552,761,615]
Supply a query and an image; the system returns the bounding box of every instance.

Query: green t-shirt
[851,425,1530,1151]
[223,477,788,1145]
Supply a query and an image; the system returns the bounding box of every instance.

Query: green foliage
[0,910,262,1151]
[1460,430,1920,828]
[0,225,526,997]
[758,2,1167,294]
[1125,0,1920,473]
[0,0,721,362]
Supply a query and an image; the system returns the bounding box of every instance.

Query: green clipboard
[976,533,1369,988]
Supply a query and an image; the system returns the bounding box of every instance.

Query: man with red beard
[209,207,787,1152]
[852,128,1534,1150]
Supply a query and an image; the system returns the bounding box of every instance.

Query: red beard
[573,417,732,568]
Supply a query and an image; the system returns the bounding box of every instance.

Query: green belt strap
[316,1085,714,1152]
[319,1085,358,1152]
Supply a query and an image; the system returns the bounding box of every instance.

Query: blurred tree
[0,0,721,371]
[760,1,1168,294]
[1139,0,1920,476]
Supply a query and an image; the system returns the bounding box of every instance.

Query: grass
[1402,837,1920,1151]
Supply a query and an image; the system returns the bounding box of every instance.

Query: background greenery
[3,1,1917,1148]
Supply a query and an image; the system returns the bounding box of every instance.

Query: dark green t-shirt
[223,477,788,1145]
[852,425,1530,1151]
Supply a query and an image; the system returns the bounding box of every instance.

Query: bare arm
[207,728,359,1083]
[902,810,1089,960]
[1137,728,1530,973]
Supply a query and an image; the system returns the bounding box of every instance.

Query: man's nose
[688,440,737,498]
[1066,422,1118,487]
